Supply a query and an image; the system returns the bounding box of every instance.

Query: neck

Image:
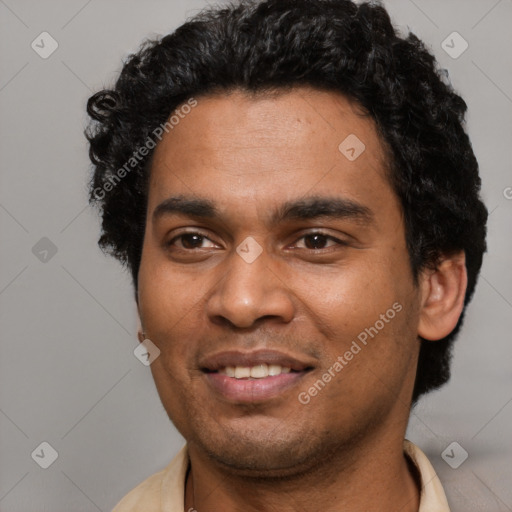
[184,429,421,512]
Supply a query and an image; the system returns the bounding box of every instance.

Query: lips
[199,349,313,372]
[200,349,315,403]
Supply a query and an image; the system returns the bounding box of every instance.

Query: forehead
[147,87,396,219]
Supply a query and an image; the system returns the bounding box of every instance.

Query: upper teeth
[219,364,292,379]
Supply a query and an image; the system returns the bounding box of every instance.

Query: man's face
[137,87,422,476]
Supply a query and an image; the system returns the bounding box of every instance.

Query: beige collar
[114,440,450,511]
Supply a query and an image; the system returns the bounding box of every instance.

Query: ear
[418,251,467,341]
[136,302,145,343]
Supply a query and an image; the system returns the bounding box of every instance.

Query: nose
[206,244,296,329]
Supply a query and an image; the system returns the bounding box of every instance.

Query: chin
[189,420,336,478]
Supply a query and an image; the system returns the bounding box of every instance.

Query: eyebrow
[274,196,373,225]
[152,195,373,225]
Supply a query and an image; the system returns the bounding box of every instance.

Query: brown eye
[303,234,330,249]
[293,232,344,250]
[180,233,205,249]
[167,232,218,250]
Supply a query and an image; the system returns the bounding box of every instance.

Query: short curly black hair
[85,0,487,404]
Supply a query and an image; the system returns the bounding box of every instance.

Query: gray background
[0,0,511,510]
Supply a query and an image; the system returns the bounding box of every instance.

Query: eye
[292,232,346,250]
[167,232,219,250]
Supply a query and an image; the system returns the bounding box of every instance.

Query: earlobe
[418,251,467,341]
[136,314,146,343]
[136,302,146,343]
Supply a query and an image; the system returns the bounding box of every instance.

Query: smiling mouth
[212,364,295,379]
[200,352,315,402]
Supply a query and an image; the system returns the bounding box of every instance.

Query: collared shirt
[112,439,450,512]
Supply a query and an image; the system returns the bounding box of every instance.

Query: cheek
[137,258,207,378]
[305,298,418,417]
[297,251,418,380]
[299,257,405,328]
[138,253,208,328]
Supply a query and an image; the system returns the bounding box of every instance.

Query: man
[85,0,488,510]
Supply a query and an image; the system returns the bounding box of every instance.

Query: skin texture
[136,87,467,511]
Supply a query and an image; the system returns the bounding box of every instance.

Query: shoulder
[112,445,189,512]
[112,465,168,512]
[404,439,451,512]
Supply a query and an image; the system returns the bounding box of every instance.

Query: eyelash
[166,231,347,251]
